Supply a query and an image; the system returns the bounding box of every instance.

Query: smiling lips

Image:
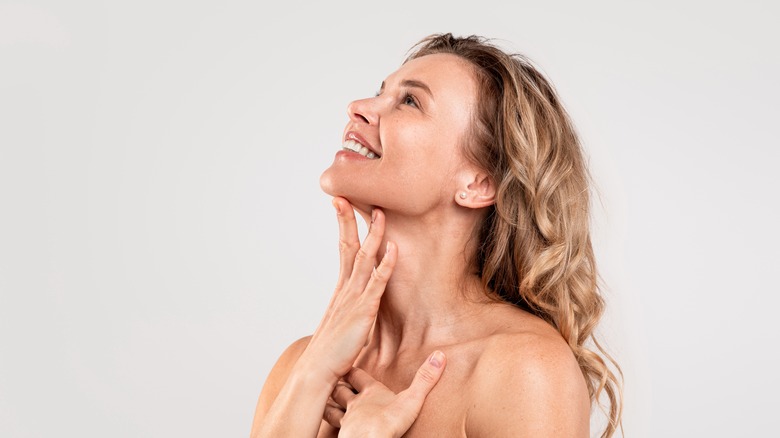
[342,132,381,159]
[342,139,380,159]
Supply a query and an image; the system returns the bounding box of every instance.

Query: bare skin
[251,53,591,437]
[251,203,590,437]
[256,304,589,436]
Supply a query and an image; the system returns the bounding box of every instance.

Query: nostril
[348,107,370,124]
[347,99,375,125]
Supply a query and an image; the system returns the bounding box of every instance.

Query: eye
[402,93,419,108]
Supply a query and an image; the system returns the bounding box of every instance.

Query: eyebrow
[379,79,434,99]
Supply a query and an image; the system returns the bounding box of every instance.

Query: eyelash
[373,91,420,109]
[402,93,419,108]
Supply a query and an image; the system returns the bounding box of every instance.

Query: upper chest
[352,342,489,437]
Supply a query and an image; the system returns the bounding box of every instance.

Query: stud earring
[459,192,467,199]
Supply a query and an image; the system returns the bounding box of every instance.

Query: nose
[346,97,378,125]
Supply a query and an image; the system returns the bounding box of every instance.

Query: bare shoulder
[465,310,590,437]
[250,336,312,432]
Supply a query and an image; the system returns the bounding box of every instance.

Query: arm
[466,335,591,437]
[249,336,338,438]
[250,198,397,438]
[250,336,309,434]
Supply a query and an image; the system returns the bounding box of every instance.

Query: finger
[333,197,360,287]
[397,351,446,413]
[323,399,344,428]
[360,240,397,305]
[331,382,356,407]
[347,208,386,289]
[365,315,377,347]
[345,367,378,393]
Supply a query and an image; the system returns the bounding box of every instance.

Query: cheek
[388,152,462,209]
[386,118,465,178]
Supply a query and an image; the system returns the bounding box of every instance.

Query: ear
[454,170,496,209]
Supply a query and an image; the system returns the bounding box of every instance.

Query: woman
[251,33,623,437]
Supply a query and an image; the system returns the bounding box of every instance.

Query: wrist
[290,351,341,390]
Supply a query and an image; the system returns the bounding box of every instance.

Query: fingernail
[371,209,377,223]
[333,200,341,215]
[385,241,391,254]
[429,351,444,368]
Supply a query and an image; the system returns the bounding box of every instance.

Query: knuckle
[370,266,388,283]
[354,248,371,263]
[416,367,437,385]
[339,240,358,255]
[323,408,338,426]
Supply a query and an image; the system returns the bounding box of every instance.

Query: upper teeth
[342,139,379,159]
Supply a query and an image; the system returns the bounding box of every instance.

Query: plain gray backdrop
[1,0,778,436]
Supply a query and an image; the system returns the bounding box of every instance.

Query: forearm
[254,200,395,437]
[253,359,336,438]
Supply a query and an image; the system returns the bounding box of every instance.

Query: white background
[1,0,778,436]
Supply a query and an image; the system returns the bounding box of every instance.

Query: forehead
[387,53,479,99]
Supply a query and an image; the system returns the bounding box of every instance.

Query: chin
[319,169,374,218]
[319,169,337,197]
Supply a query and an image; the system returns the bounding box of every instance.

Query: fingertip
[402,351,446,403]
[390,240,400,256]
[379,241,397,268]
[390,241,399,262]
[368,208,384,229]
[333,197,357,220]
[344,367,359,384]
[428,350,446,369]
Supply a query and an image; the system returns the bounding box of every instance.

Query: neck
[356,205,494,363]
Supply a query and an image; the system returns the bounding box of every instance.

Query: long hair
[406,34,623,437]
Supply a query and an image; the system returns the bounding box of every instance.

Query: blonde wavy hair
[406,34,624,437]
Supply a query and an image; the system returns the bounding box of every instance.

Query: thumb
[398,351,447,413]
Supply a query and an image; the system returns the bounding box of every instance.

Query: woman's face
[320,53,479,216]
